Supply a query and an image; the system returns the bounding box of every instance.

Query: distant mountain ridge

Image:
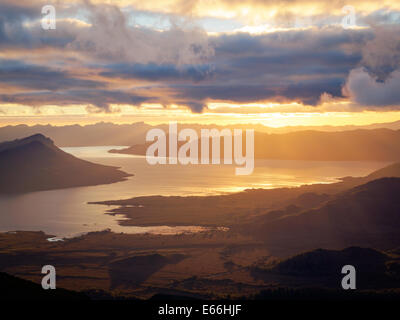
[254,129,400,161]
[1,120,400,147]
[112,128,400,161]
[0,134,131,193]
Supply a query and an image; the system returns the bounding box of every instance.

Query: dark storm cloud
[1,25,365,110]
[163,29,365,107]
[0,60,104,90]
[100,63,215,82]
[211,28,371,56]
[92,28,366,109]
[0,89,151,112]
[1,1,399,111]
[172,77,343,106]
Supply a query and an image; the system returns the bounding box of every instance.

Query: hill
[254,129,400,161]
[0,272,88,300]
[252,247,400,290]
[245,178,400,255]
[0,134,131,193]
[271,247,389,277]
[112,128,400,161]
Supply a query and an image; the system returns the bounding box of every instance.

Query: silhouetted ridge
[0,133,55,153]
[272,247,388,276]
[344,177,400,197]
[251,247,400,290]
[365,162,400,181]
[0,272,88,300]
[246,178,400,254]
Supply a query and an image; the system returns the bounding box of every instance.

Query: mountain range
[252,247,400,290]
[1,120,400,147]
[112,128,400,161]
[244,177,400,255]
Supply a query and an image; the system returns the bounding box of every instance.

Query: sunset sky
[1,0,400,127]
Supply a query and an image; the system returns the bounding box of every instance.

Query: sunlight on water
[0,146,390,238]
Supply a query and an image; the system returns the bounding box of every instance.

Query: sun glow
[2,102,400,128]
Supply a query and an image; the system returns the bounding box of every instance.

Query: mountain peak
[0,133,54,153]
[20,133,54,144]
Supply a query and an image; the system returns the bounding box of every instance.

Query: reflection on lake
[0,146,391,238]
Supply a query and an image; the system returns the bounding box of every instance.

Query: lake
[0,146,390,238]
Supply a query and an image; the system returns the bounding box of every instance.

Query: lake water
[0,146,390,238]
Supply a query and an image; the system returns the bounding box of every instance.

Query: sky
[1,0,400,127]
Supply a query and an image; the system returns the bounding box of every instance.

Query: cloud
[100,63,215,82]
[0,2,83,49]
[342,25,400,109]
[1,25,367,112]
[360,25,400,81]
[0,59,104,90]
[343,68,400,108]
[69,2,214,65]
[173,77,344,106]
[0,89,151,112]
[99,0,400,24]
[0,1,399,113]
